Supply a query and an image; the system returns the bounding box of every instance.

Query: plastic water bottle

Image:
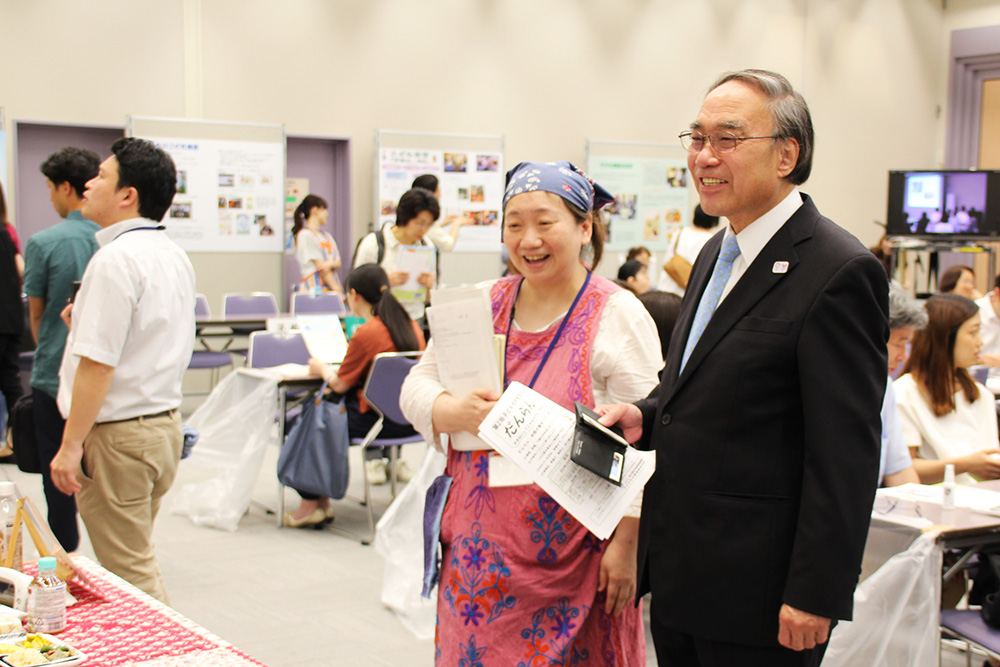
[0,482,21,571]
[942,463,956,511]
[26,557,66,633]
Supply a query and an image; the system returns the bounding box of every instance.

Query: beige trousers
[76,411,182,604]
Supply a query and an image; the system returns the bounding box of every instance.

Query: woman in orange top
[284,263,425,527]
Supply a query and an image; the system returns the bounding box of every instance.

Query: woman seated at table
[400,161,661,665]
[894,293,1000,485]
[284,263,425,528]
[293,194,343,294]
[938,264,979,301]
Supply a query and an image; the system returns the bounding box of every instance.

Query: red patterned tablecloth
[24,557,266,667]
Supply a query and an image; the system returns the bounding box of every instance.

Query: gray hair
[888,282,928,331]
[709,69,814,185]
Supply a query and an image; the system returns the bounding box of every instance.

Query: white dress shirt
[58,218,196,422]
[719,187,803,304]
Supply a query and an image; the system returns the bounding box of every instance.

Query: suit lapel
[665,197,820,402]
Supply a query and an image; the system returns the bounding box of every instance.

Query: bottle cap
[0,482,16,497]
[37,557,57,573]
[944,463,956,485]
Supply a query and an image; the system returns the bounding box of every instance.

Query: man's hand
[417,272,435,289]
[60,303,73,331]
[598,517,639,617]
[777,604,831,651]
[50,442,84,496]
[388,271,409,287]
[595,403,644,444]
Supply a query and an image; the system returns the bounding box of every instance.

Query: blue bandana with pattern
[502,161,615,213]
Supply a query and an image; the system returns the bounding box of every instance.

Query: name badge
[772,261,789,274]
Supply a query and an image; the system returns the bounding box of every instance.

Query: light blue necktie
[680,233,741,372]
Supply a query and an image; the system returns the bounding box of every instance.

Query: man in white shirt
[976,273,1000,371]
[50,138,195,604]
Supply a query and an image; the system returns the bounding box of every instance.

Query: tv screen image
[886,170,999,238]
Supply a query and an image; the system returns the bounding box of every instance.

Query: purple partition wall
[285,135,352,306]
[12,122,124,241]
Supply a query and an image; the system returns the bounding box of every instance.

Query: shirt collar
[724,187,803,266]
[66,210,86,222]
[94,217,160,248]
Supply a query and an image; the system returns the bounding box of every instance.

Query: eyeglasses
[679,131,783,154]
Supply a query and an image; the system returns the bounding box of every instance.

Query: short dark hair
[626,246,650,262]
[709,69,814,185]
[395,188,440,227]
[618,259,645,282]
[692,204,718,230]
[938,264,974,294]
[411,174,438,192]
[109,137,177,221]
[40,147,100,198]
[637,291,683,361]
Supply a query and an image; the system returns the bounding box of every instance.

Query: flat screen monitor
[886,170,1000,238]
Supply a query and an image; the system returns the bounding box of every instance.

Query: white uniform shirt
[58,218,196,422]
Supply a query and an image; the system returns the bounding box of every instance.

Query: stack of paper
[393,245,437,303]
[426,285,503,451]
[478,382,655,540]
[297,314,349,364]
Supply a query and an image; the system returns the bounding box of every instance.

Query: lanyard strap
[504,271,592,389]
[114,225,165,240]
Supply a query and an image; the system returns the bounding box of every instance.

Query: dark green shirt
[23,211,100,397]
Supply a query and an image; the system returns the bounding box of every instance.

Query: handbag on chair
[276,380,350,500]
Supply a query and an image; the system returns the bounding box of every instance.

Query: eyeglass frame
[678,130,785,154]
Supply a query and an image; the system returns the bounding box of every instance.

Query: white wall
[3,0,994,266]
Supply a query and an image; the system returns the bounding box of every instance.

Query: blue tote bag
[276,380,351,499]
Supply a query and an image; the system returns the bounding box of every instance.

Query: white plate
[0,633,86,667]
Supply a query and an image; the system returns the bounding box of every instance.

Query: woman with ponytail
[293,194,343,294]
[284,263,425,527]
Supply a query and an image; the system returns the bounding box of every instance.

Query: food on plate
[4,647,46,666]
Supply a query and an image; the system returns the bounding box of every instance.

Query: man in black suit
[600,70,887,666]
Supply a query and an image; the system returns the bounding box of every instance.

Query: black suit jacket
[634,194,888,647]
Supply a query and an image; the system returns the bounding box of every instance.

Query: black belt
[96,409,175,426]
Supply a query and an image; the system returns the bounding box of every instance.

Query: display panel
[886,170,1000,238]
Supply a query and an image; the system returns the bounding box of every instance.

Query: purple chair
[187,294,233,392]
[291,292,348,316]
[246,331,311,369]
[223,292,279,336]
[340,351,424,545]
[940,608,1000,665]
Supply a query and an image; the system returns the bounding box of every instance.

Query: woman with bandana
[401,162,661,665]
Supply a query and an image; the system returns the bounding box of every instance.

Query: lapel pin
[772,261,789,274]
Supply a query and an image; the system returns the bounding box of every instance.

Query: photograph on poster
[470,185,484,202]
[219,173,235,187]
[444,153,467,172]
[218,197,226,209]
[177,171,188,194]
[170,203,192,218]
[457,188,469,200]
[667,167,687,188]
[256,215,274,236]
[228,198,242,209]
[477,154,499,171]
[381,200,397,215]
[236,214,251,235]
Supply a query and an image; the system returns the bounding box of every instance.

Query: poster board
[0,108,7,198]
[128,117,285,253]
[586,140,694,253]
[375,130,504,253]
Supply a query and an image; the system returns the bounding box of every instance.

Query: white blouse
[400,282,663,516]
[893,373,999,485]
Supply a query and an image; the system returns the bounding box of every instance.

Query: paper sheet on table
[876,482,1000,517]
[477,381,655,540]
[296,314,348,364]
[392,244,436,302]
[426,285,503,451]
